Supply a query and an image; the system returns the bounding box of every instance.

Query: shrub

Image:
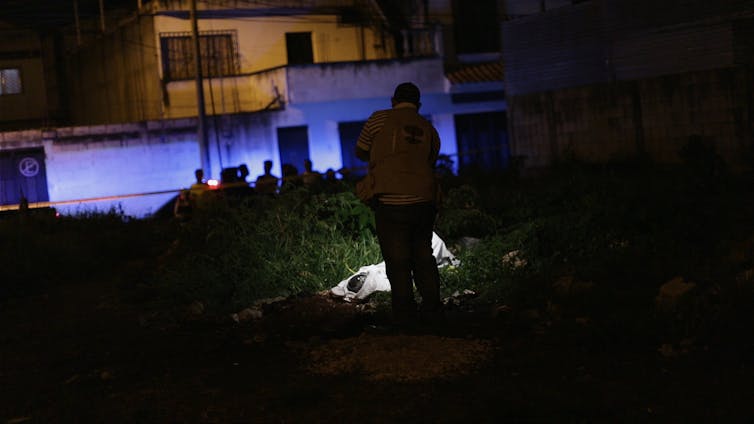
[440,232,549,308]
[156,189,382,312]
[0,208,166,298]
[436,185,499,240]
[8,160,750,341]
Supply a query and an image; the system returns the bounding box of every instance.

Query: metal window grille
[160,31,239,81]
[0,68,22,95]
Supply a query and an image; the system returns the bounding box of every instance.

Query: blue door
[454,111,509,173]
[0,148,49,205]
[277,126,310,175]
[338,121,367,179]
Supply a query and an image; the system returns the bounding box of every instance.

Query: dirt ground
[2,268,753,423]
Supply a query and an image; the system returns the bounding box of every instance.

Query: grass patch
[0,208,171,298]
[3,160,753,344]
[156,187,381,312]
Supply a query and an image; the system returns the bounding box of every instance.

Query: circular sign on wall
[18,157,40,177]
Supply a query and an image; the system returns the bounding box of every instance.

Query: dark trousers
[374,202,441,324]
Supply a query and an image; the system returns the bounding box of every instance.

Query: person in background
[190,169,209,198]
[355,82,443,331]
[280,163,301,191]
[255,160,279,194]
[238,163,250,184]
[175,168,209,221]
[220,166,240,184]
[321,168,345,194]
[173,189,192,222]
[222,163,255,197]
[301,158,322,188]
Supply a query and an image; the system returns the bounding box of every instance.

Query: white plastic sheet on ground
[330,232,459,302]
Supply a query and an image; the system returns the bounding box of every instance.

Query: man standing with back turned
[356,82,443,330]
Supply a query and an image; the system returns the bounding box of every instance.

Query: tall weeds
[4,158,752,337]
[157,188,381,312]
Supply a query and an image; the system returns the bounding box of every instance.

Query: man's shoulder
[368,109,392,120]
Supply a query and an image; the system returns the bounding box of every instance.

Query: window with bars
[0,68,22,95]
[160,31,239,81]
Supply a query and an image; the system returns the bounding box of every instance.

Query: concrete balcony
[163,56,445,118]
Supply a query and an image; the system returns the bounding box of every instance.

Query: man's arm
[355,110,388,162]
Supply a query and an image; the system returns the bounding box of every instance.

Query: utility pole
[191,0,212,178]
[73,0,81,46]
[98,0,106,33]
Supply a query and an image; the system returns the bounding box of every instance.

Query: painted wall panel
[0,59,49,122]
[286,58,446,104]
[612,23,734,81]
[45,135,199,216]
[67,15,163,125]
[508,67,754,172]
[502,2,608,96]
[502,0,747,95]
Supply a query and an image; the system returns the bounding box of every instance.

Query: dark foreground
[2,271,753,424]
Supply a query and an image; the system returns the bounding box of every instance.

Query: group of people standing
[173,158,337,219]
[223,158,338,194]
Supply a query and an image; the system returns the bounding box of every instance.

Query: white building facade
[0,0,506,217]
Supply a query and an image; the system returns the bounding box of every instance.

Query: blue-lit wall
[0,60,506,218]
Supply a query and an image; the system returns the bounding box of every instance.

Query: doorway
[277,126,310,175]
[338,121,367,179]
[0,148,50,205]
[454,111,509,174]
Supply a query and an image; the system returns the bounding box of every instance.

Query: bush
[436,185,499,239]
[440,162,754,324]
[157,188,381,312]
[440,235,548,307]
[7,160,751,341]
[0,208,166,298]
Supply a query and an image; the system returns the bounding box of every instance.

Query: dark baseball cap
[392,82,421,105]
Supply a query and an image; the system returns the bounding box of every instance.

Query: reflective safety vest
[369,107,439,201]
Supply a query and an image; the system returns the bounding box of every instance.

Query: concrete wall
[502,0,752,96]
[0,121,198,217]
[0,53,508,217]
[286,58,446,103]
[503,0,754,171]
[509,67,754,171]
[66,15,163,126]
